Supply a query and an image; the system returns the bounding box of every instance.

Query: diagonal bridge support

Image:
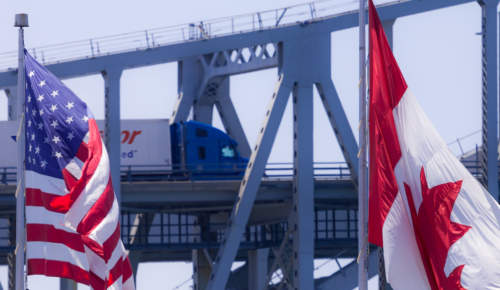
[206,34,359,290]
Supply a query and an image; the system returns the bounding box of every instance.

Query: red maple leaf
[404,167,471,290]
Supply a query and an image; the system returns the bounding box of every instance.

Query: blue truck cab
[170,121,248,177]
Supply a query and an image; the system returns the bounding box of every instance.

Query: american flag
[24,50,135,290]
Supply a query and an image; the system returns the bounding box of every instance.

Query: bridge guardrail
[0,160,492,185]
[0,0,400,71]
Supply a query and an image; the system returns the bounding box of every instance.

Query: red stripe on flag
[81,235,106,261]
[28,258,89,285]
[103,223,121,262]
[62,168,78,193]
[108,256,123,287]
[75,142,89,162]
[89,270,106,290]
[27,224,85,252]
[26,188,69,214]
[367,0,407,247]
[51,119,102,212]
[123,255,134,284]
[77,175,115,236]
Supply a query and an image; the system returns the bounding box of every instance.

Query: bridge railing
[119,162,351,183]
[0,0,379,72]
[0,160,495,185]
[121,207,358,251]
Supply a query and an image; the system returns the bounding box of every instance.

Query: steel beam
[206,73,293,290]
[292,81,315,289]
[127,213,156,283]
[314,250,379,290]
[381,19,396,50]
[59,279,77,290]
[170,58,204,124]
[4,87,17,121]
[248,248,269,290]
[215,77,252,158]
[478,0,499,200]
[193,250,213,290]
[102,68,123,203]
[316,80,359,186]
[0,0,477,88]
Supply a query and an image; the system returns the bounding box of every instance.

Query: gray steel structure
[0,1,498,289]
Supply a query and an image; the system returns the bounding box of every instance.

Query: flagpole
[15,14,28,290]
[358,0,368,289]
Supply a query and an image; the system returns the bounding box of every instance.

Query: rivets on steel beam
[340,145,345,152]
[320,94,325,101]
[266,110,270,116]
[294,115,297,122]
[260,128,264,133]
[172,111,175,116]
[294,133,297,140]
[242,179,246,186]
[294,205,297,212]
[327,111,332,118]
[294,97,297,104]
[294,150,297,158]
[294,169,297,175]
[272,93,276,99]
[248,162,252,168]
[255,145,258,151]
[334,128,338,135]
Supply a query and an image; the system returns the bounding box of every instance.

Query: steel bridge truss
[0,1,499,290]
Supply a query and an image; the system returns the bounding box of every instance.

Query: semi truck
[0,119,248,182]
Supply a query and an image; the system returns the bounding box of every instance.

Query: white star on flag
[51,90,59,97]
[82,115,89,122]
[38,80,46,88]
[37,95,45,102]
[50,104,58,112]
[67,132,75,141]
[65,102,75,109]
[52,136,61,144]
[54,152,62,159]
[28,71,35,77]
[51,120,59,128]
[65,116,74,124]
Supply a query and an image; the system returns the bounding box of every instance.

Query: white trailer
[0,119,172,169]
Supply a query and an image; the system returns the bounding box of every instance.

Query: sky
[0,0,493,289]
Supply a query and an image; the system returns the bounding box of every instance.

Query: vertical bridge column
[248,248,269,290]
[478,0,499,201]
[292,81,315,290]
[59,279,77,290]
[102,68,123,203]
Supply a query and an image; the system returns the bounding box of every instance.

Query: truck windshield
[221,146,235,158]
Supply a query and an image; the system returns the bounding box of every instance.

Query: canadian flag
[367,0,500,289]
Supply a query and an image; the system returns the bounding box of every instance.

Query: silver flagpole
[15,13,28,290]
[358,0,368,289]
